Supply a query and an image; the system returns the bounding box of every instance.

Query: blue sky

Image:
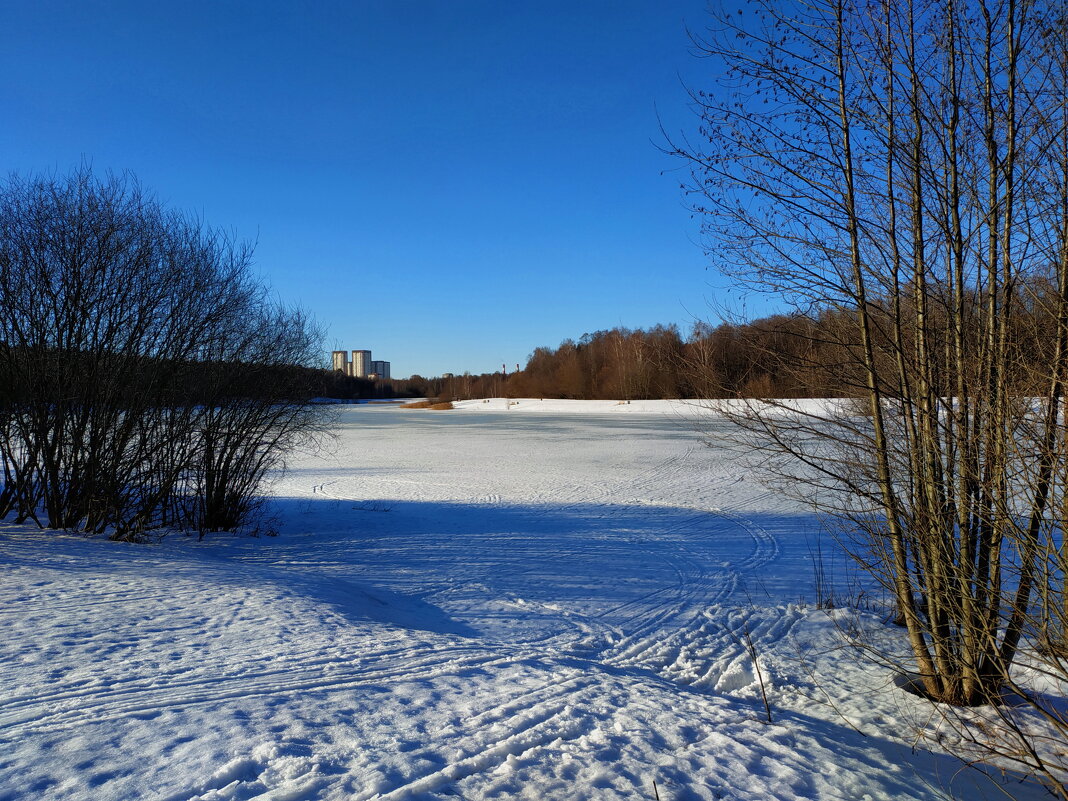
[1,0,735,378]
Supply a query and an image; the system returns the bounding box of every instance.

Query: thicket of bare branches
[0,168,325,541]
[400,317,858,402]
[675,0,1068,793]
[399,303,1062,402]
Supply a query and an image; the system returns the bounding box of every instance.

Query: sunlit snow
[0,403,1049,800]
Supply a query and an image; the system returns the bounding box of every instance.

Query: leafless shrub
[399,400,454,410]
[0,167,326,540]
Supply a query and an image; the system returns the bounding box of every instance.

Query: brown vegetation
[393,303,1060,403]
[398,400,453,410]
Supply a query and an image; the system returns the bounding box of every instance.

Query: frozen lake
[0,405,1035,800]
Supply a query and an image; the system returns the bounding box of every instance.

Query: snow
[449,397,851,418]
[0,403,1053,800]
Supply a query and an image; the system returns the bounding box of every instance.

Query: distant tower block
[371,360,391,380]
[331,350,348,372]
[352,350,372,379]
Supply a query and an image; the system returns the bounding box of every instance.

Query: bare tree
[675,0,1068,792]
[0,167,326,540]
[189,301,325,534]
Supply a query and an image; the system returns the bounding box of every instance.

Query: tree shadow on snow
[208,495,858,641]
[263,494,851,602]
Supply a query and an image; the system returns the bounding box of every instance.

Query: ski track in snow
[0,405,1039,801]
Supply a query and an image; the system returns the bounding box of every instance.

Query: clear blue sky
[1,0,735,378]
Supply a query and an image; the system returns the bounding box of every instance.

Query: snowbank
[451,396,856,418]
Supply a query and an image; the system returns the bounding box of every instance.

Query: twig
[743,622,773,723]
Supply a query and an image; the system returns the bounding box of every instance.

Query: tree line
[398,320,833,402]
[395,291,1059,402]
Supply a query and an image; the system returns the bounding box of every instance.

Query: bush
[0,167,325,540]
[399,400,454,410]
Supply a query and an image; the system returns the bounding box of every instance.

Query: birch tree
[677,0,1068,737]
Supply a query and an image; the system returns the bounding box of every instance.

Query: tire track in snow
[539,443,698,513]
[709,507,782,570]
[360,704,591,801]
[540,446,728,642]
[0,636,434,716]
[337,421,792,794]
[168,672,605,801]
[606,604,806,698]
[1,415,808,799]
[571,450,790,693]
[0,645,525,738]
[1,632,614,743]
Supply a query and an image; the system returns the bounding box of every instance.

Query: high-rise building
[352,350,372,378]
[332,348,388,379]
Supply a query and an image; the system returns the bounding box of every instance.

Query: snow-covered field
[0,403,1049,800]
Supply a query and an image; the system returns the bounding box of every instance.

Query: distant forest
[369,287,1059,402]
[393,316,847,402]
[327,316,842,402]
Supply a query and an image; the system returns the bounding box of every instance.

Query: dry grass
[399,400,454,410]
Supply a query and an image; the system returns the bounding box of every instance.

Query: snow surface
[449,397,851,417]
[0,403,1052,800]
